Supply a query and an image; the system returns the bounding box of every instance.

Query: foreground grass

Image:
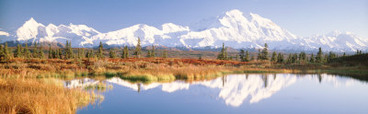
[0,78,99,114]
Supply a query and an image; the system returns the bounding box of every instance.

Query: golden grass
[0,58,293,82]
[0,78,98,114]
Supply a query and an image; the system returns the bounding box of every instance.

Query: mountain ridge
[0,9,366,52]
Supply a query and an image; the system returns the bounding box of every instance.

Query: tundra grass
[0,78,100,114]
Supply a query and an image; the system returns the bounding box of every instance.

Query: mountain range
[0,9,367,52]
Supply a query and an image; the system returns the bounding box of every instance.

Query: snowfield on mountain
[1,9,367,52]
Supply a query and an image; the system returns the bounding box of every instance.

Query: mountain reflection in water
[65,73,364,108]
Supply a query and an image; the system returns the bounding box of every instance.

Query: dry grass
[0,58,289,82]
[0,78,98,114]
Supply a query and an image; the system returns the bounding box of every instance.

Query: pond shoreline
[1,58,366,82]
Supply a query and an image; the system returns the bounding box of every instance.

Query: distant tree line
[0,37,171,62]
[217,43,364,64]
[0,39,365,63]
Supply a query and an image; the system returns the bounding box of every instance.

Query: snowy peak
[181,9,298,48]
[16,17,45,41]
[3,9,367,52]
[218,9,249,28]
[25,18,43,27]
[303,31,367,52]
[161,23,189,33]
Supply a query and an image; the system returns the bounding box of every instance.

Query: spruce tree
[299,52,306,63]
[260,43,269,60]
[15,44,23,58]
[257,49,262,60]
[4,43,11,59]
[316,47,323,63]
[51,49,56,59]
[85,50,90,58]
[121,46,129,59]
[48,45,52,59]
[134,37,142,58]
[33,42,38,58]
[292,53,298,63]
[64,41,69,59]
[323,54,328,63]
[151,45,155,57]
[310,54,315,63]
[81,48,85,59]
[86,50,95,58]
[356,50,360,55]
[97,41,104,58]
[286,54,293,64]
[217,43,227,60]
[39,45,44,59]
[24,43,31,59]
[125,46,129,58]
[52,49,57,59]
[245,50,250,62]
[271,52,277,62]
[147,50,152,57]
[0,45,4,61]
[224,46,228,60]
[277,53,284,63]
[121,46,124,58]
[239,49,245,62]
[327,52,336,63]
[109,48,117,58]
[77,48,81,59]
[64,41,74,59]
[58,48,63,59]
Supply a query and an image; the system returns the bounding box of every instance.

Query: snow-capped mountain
[1,9,367,52]
[182,10,298,49]
[300,31,368,52]
[13,17,100,47]
[90,23,190,47]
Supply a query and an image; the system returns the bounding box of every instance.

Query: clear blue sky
[0,0,367,38]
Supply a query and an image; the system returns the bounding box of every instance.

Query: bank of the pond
[0,58,366,82]
[0,78,100,114]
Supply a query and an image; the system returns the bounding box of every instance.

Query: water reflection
[64,78,100,89]
[65,73,367,110]
[103,73,363,107]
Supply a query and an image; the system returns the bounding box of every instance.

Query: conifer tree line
[218,42,363,64]
[0,39,365,62]
[217,43,228,60]
[0,37,173,62]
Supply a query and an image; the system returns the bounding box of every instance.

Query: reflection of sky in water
[67,74,368,114]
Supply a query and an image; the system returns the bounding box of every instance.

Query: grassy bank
[0,58,365,83]
[0,58,293,82]
[0,78,99,114]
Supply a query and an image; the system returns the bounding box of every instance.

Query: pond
[65,74,368,114]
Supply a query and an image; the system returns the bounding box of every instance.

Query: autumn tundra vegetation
[0,37,367,80]
[0,38,367,113]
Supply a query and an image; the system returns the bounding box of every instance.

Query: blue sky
[0,0,367,38]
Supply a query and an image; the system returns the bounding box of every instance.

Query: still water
[65,74,368,114]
